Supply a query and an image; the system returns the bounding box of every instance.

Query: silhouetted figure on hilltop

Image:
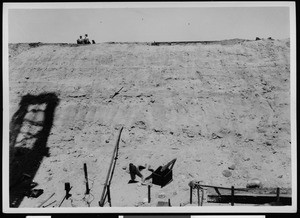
[84,34,91,44]
[77,36,84,44]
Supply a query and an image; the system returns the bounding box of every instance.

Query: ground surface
[8,39,291,208]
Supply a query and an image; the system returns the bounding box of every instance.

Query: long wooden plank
[207,194,292,205]
[99,127,124,207]
[194,184,248,191]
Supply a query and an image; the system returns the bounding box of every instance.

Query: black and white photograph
[2,2,296,213]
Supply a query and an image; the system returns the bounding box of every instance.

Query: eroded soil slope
[9,39,291,207]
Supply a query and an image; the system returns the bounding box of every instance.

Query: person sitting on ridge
[77,36,84,44]
[84,34,91,44]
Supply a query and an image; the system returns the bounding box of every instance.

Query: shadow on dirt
[9,93,59,207]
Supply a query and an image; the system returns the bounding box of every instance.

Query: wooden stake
[197,187,200,206]
[84,163,90,194]
[148,185,151,203]
[276,187,280,202]
[190,186,193,204]
[231,186,234,206]
[107,184,111,207]
[201,188,204,206]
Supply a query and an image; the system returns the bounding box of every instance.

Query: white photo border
[2,1,297,214]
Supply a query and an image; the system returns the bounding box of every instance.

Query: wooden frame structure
[189,181,291,206]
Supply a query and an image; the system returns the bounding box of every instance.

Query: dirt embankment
[9,38,291,207]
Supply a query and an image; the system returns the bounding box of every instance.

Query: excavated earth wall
[9,39,291,207]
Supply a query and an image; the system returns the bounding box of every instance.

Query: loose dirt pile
[8,38,291,207]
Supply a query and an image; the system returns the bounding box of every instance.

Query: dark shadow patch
[128,180,139,184]
[9,93,59,207]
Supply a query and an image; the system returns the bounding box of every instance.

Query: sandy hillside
[8,39,291,208]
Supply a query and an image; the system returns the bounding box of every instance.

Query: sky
[6,4,291,43]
